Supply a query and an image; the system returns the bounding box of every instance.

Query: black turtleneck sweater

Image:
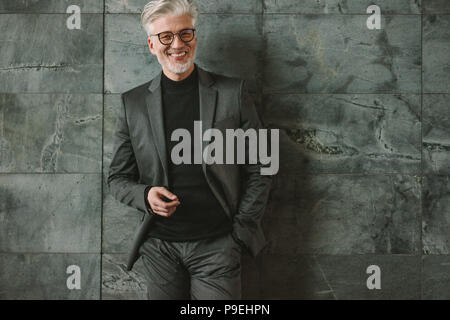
[145,65,232,241]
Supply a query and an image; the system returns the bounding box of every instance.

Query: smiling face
[147,14,197,81]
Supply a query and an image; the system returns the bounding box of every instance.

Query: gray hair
[141,0,199,36]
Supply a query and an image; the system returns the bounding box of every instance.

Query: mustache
[166,47,190,54]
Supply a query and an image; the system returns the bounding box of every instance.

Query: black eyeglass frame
[149,28,196,45]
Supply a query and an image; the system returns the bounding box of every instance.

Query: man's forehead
[151,14,193,32]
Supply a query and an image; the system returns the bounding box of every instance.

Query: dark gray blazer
[107,64,273,271]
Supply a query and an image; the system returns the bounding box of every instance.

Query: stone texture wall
[0,0,449,299]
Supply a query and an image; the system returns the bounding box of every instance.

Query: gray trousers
[138,231,242,300]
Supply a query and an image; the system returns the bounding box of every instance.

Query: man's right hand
[147,187,180,217]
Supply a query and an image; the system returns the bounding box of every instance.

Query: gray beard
[161,53,195,74]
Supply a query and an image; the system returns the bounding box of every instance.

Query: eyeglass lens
[159,29,194,44]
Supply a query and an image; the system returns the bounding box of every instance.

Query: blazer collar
[147,63,215,92]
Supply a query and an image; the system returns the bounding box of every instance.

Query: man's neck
[162,64,195,81]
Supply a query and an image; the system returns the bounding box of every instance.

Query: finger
[152,209,170,217]
[151,205,169,213]
[153,199,180,209]
[157,207,176,217]
[153,198,170,208]
[167,207,176,216]
[164,200,180,208]
[159,187,178,201]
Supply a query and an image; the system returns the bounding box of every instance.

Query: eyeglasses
[150,28,196,45]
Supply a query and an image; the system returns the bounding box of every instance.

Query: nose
[171,33,184,48]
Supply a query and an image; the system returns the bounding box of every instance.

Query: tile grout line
[0,252,106,254]
[3,92,449,95]
[0,252,429,256]
[4,12,449,15]
[100,0,106,301]
[259,0,265,299]
[1,172,441,176]
[420,8,424,301]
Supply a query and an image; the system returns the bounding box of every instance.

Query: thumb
[160,187,178,200]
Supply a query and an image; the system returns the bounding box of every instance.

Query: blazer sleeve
[144,185,157,216]
[107,93,150,215]
[232,80,274,256]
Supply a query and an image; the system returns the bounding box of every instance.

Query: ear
[147,37,156,55]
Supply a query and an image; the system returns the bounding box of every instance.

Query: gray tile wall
[0,0,448,299]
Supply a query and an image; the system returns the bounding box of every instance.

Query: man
[107,0,273,300]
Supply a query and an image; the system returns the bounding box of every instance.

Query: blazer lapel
[197,65,218,176]
[197,66,230,218]
[146,71,169,186]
